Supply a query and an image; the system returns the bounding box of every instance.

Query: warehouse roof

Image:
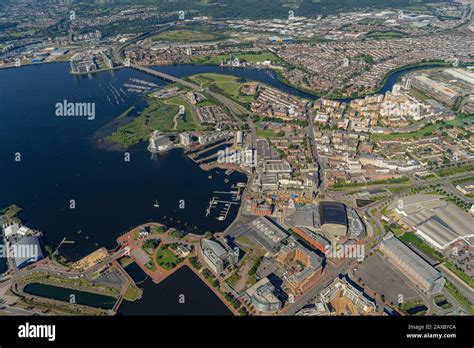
[392,194,474,249]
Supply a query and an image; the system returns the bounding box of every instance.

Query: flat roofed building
[3,223,32,238]
[292,227,330,254]
[247,217,289,254]
[256,139,273,161]
[263,160,292,174]
[379,233,445,294]
[320,276,376,315]
[444,68,474,86]
[259,173,278,191]
[3,223,20,238]
[285,205,321,231]
[390,194,474,250]
[200,239,235,274]
[276,240,323,295]
[149,132,174,153]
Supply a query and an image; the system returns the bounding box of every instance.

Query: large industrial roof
[319,202,347,226]
[394,194,474,249]
[381,234,442,282]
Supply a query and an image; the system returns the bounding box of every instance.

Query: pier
[205,189,242,221]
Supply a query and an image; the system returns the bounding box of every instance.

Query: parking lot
[353,253,419,306]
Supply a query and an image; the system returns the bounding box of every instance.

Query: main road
[130,64,249,117]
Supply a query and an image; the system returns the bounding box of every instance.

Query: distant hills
[1,0,449,19]
[117,0,448,19]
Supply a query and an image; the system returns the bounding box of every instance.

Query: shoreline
[0,59,456,103]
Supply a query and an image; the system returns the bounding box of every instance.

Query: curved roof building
[11,236,45,269]
[319,202,348,240]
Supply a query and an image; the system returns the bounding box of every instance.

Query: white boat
[217,216,225,221]
[154,200,160,208]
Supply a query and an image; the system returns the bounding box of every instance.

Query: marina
[205,185,244,221]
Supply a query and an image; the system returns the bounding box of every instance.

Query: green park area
[331,176,410,190]
[435,163,474,177]
[188,73,257,107]
[108,96,201,147]
[123,283,143,302]
[399,297,428,316]
[398,232,445,262]
[444,261,474,288]
[371,115,472,142]
[193,52,281,66]
[434,294,452,309]
[367,31,405,40]
[152,29,227,43]
[1,204,22,223]
[256,128,279,138]
[155,245,183,270]
[444,279,474,315]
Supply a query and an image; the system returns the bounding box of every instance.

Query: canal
[23,282,117,310]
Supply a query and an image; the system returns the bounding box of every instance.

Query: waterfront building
[149,131,174,153]
[70,57,98,74]
[179,132,192,146]
[200,239,236,275]
[379,233,445,294]
[245,277,282,313]
[411,74,461,107]
[2,223,32,239]
[11,236,45,269]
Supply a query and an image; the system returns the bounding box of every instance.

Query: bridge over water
[130,64,249,117]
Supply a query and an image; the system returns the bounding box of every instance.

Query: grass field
[188,73,257,106]
[444,279,474,315]
[194,52,281,65]
[108,96,201,147]
[371,117,469,142]
[436,164,474,177]
[155,246,183,270]
[256,128,278,138]
[444,261,474,288]
[399,298,428,316]
[123,284,143,302]
[163,96,202,132]
[367,31,405,39]
[331,176,410,190]
[152,29,226,43]
[398,232,445,262]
